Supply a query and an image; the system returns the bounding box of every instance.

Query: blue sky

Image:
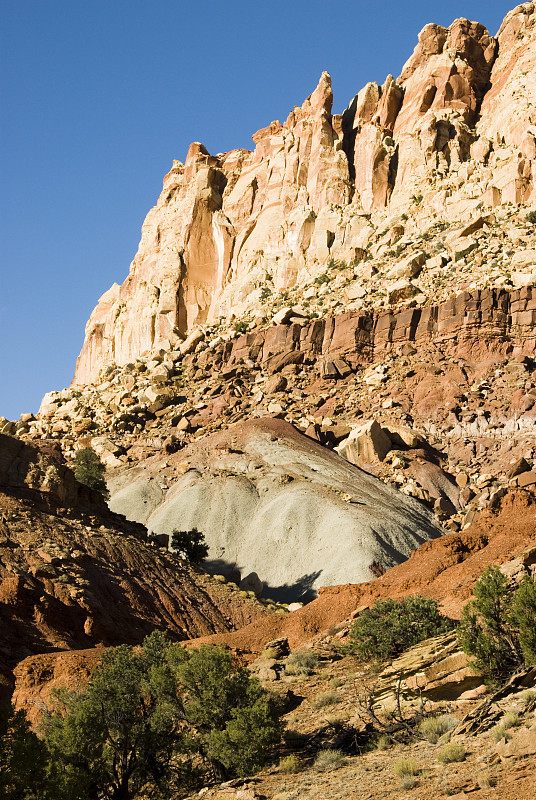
[0,0,513,419]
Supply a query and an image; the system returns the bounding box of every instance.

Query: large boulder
[336,420,393,464]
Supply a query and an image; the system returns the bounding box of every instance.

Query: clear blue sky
[0,0,513,419]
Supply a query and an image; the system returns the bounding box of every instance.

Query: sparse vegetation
[399,774,418,790]
[490,721,513,743]
[233,320,249,333]
[313,748,344,771]
[478,771,495,789]
[437,743,465,763]
[526,210,536,223]
[501,710,519,730]
[393,756,419,777]
[278,754,301,773]
[285,649,318,676]
[373,733,391,750]
[349,596,455,660]
[312,691,339,709]
[419,714,458,743]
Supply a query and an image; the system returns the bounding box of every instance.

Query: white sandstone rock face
[72,6,536,386]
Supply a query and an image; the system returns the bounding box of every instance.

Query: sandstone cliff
[72,4,536,386]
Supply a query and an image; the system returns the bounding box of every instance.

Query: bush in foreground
[43,632,282,799]
[0,702,48,800]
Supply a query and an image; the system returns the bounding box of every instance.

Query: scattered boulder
[336,420,392,463]
[387,280,421,304]
[239,571,265,596]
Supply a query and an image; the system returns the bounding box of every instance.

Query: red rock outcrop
[198,284,536,373]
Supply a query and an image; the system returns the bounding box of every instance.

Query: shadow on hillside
[202,558,322,604]
[260,571,322,604]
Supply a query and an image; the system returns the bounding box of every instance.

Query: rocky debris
[336,420,392,463]
[13,275,534,544]
[496,726,536,761]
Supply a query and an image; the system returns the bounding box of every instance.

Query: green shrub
[437,743,465,763]
[42,633,283,797]
[349,596,455,660]
[393,757,419,777]
[457,566,524,682]
[233,320,249,333]
[312,691,339,709]
[285,650,318,675]
[419,714,458,743]
[314,748,344,771]
[72,447,108,498]
[511,577,536,665]
[314,273,330,286]
[278,754,301,773]
[525,210,536,224]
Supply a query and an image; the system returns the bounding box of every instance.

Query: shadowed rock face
[72,5,536,386]
[108,419,444,601]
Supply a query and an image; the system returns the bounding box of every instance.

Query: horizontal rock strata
[197,285,536,373]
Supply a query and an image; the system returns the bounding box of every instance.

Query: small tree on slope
[170,528,209,563]
[457,565,527,684]
[72,447,109,498]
